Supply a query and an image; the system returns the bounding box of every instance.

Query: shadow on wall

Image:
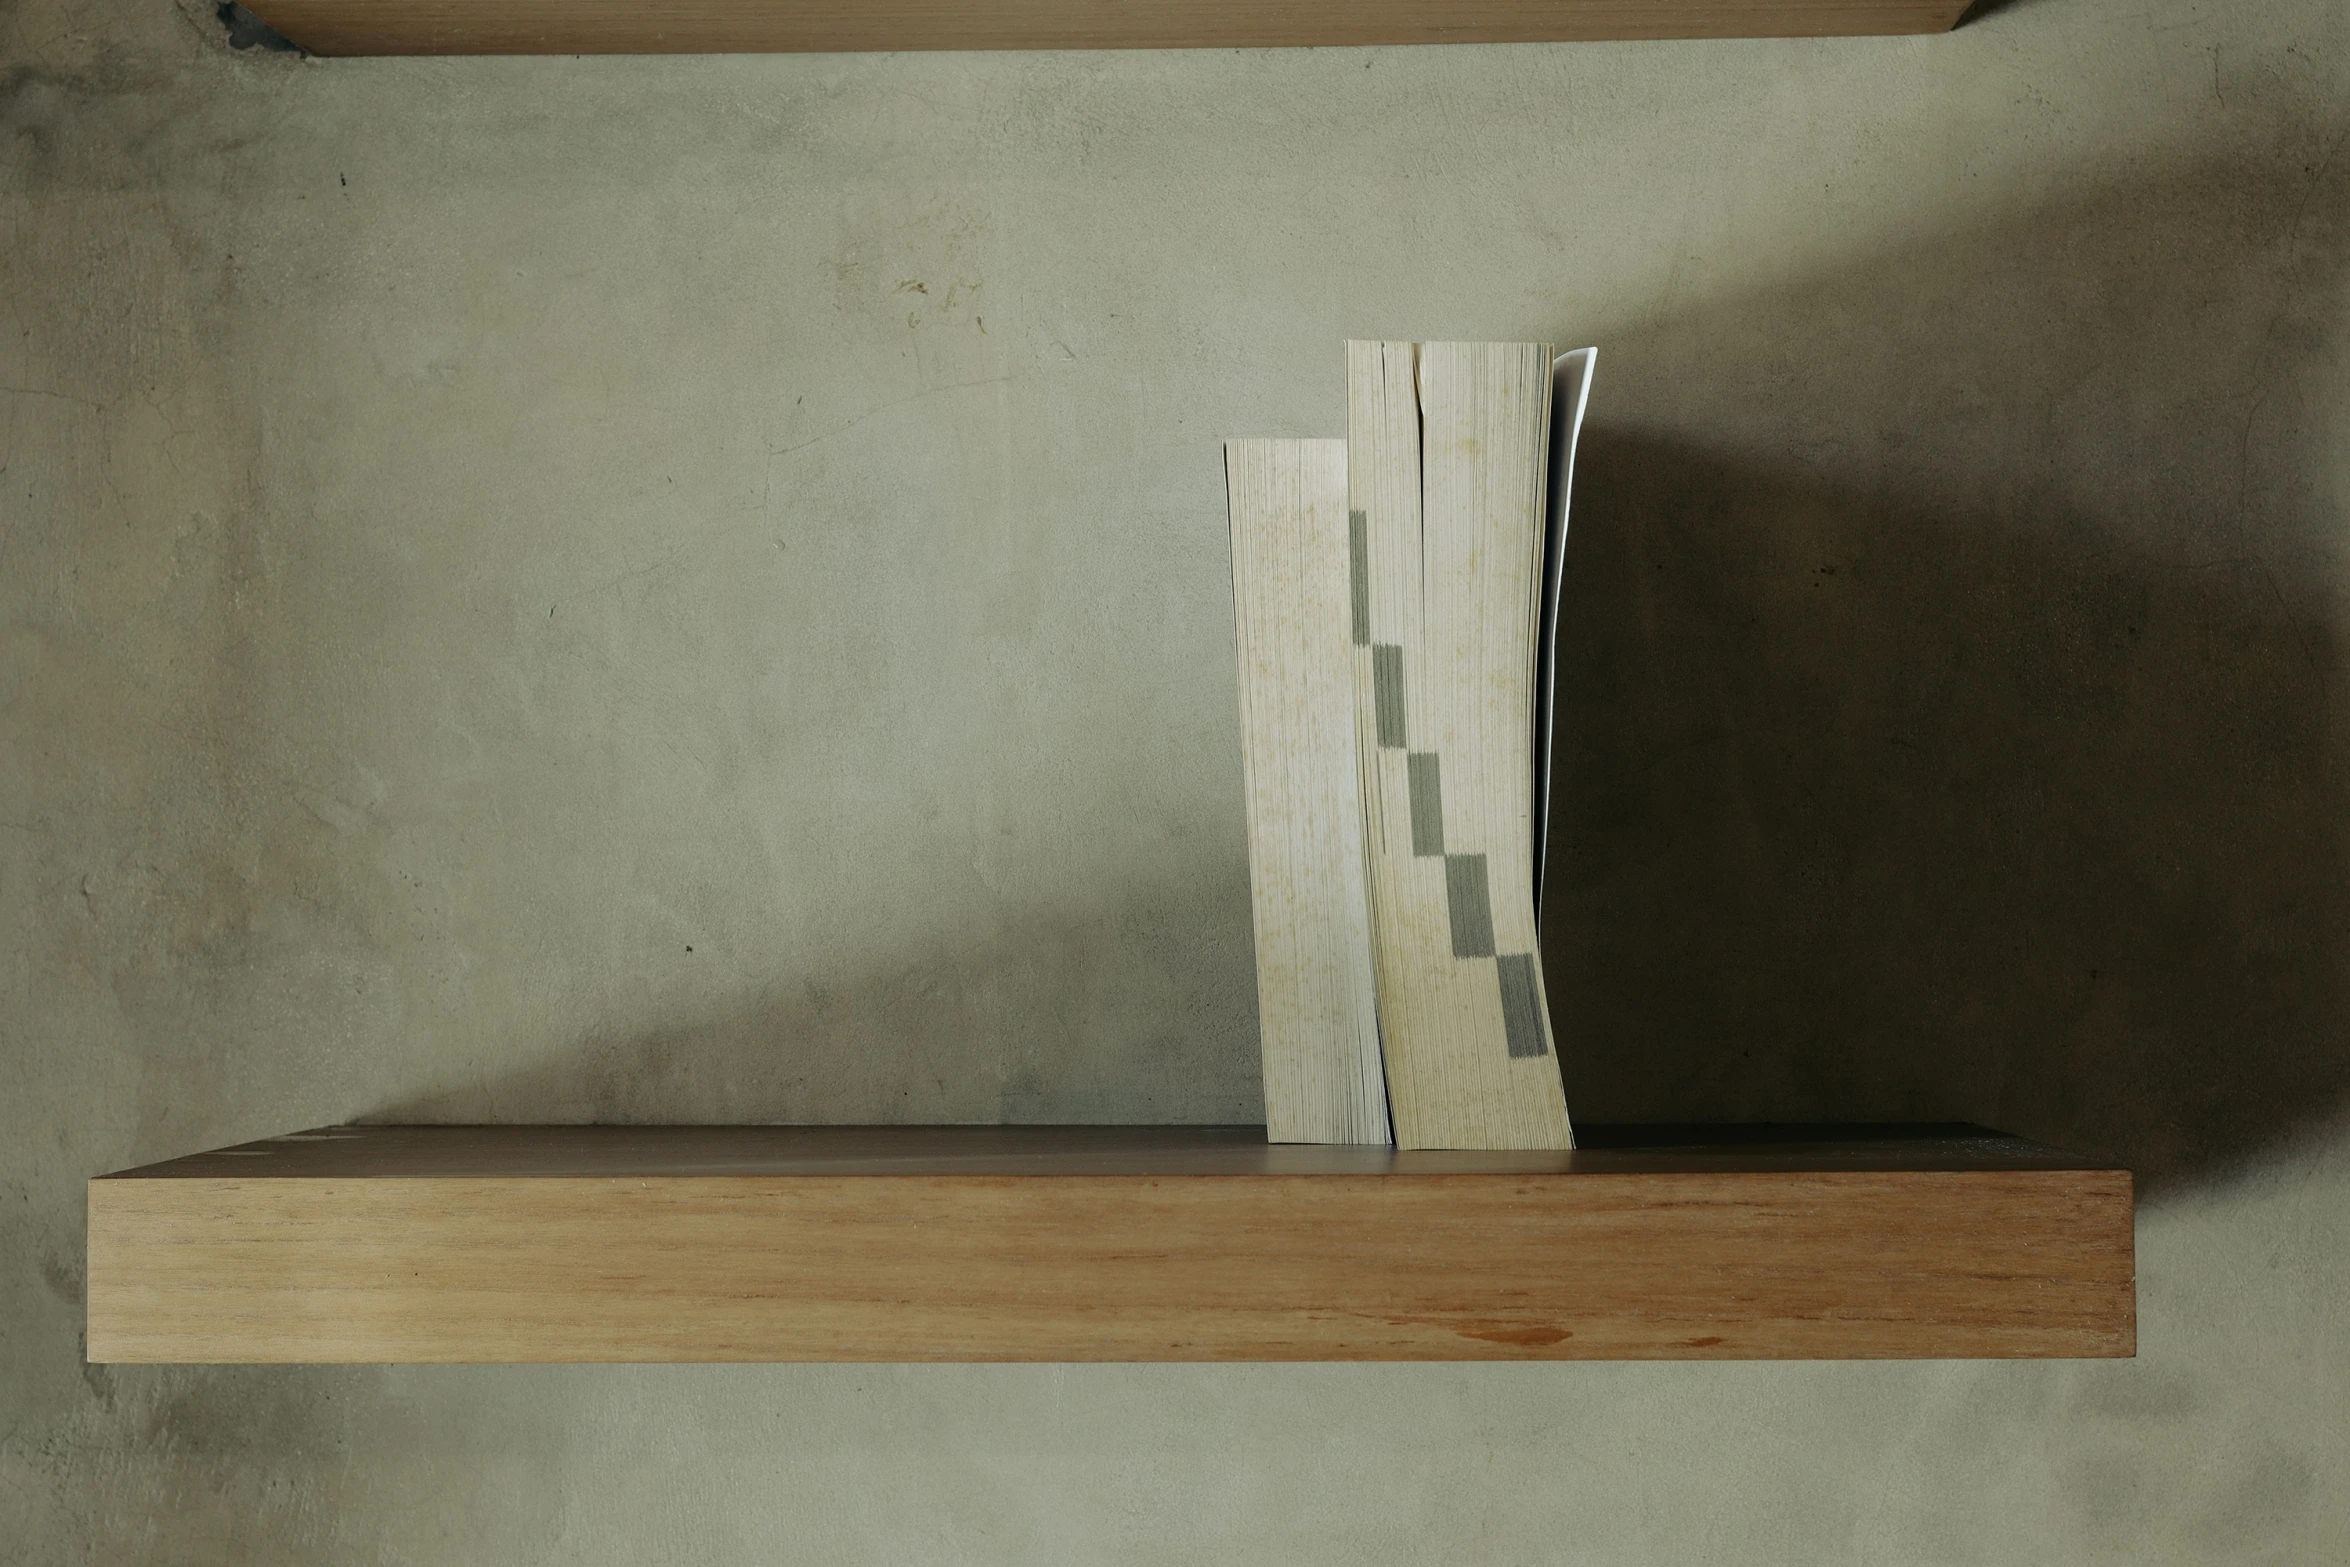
[372,874,1262,1127]
[1544,133,2349,1194]
[1955,0,2058,26]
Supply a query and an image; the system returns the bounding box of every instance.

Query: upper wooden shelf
[239,0,1975,56]
[88,1122,2132,1363]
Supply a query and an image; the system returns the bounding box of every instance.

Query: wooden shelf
[239,0,1974,57]
[87,1123,2132,1362]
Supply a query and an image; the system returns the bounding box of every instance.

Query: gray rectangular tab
[1444,853,1495,958]
[1371,644,1406,748]
[1407,752,1444,856]
[1348,509,1370,647]
[1497,953,1549,1058]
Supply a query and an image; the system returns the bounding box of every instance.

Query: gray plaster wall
[4,0,2347,1559]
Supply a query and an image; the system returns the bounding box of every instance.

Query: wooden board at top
[240,0,1976,56]
[88,1123,2132,1364]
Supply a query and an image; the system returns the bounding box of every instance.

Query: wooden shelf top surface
[101,1121,2117,1180]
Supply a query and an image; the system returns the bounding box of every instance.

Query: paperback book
[1228,342,1594,1149]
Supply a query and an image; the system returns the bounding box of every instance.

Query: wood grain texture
[238,0,1975,56]
[88,1124,2133,1363]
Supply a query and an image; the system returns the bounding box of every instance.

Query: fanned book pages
[1535,348,1597,914]
[1348,341,1588,1150]
[1225,439,1392,1144]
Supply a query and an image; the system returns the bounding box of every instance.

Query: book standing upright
[1228,341,1594,1149]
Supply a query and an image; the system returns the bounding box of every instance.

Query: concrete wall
[4,0,2345,1558]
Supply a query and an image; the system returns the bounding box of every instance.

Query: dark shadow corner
[216,2,300,53]
[1540,127,2350,1196]
[1952,0,2052,27]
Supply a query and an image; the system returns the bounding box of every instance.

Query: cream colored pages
[1347,343,1573,1150]
[1225,439,1392,1144]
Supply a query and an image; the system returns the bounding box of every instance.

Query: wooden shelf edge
[240,1,1976,58]
[88,1123,2134,1364]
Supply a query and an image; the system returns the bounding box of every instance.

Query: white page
[1532,347,1596,919]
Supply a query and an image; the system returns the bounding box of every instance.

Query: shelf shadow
[1954,0,2055,26]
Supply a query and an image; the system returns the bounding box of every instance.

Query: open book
[1228,344,1595,1149]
